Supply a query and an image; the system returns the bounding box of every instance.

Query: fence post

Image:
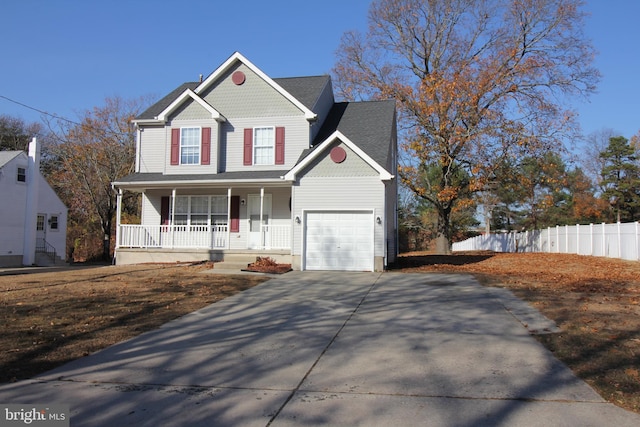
[636,222,640,261]
[576,224,580,255]
[589,223,594,256]
[602,223,606,257]
[618,222,622,259]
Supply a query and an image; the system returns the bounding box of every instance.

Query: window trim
[180,126,201,165]
[252,126,275,166]
[49,215,59,231]
[16,166,26,183]
[169,195,229,226]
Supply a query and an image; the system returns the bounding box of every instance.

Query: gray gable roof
[273,76,330,111]
[136,82,199,121]
[306,100,397,169]
[136,75,331,121]
[0,150,23,168]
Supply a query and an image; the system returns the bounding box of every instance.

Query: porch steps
[212,252,291,272]
[212,253,261,272]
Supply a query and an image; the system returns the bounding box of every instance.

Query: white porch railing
[117,224,229,249]
[117,224,292,250]
[261,224,291,249]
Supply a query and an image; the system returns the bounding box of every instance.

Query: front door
[248,194,272,249]
[36,214,46,244]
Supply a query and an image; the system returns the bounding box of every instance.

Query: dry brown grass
[0,263,268,384]
[394,251,640,414]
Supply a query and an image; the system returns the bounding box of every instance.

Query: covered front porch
[113,178,294,264]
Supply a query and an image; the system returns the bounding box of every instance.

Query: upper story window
[171,127,211,166]
[243,126,285,166]
[17,167,26,183]
[180,127,201,165]
[253,127,275,165]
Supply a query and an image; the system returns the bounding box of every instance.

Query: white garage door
[304,211,374,271]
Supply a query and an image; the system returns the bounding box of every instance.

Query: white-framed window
[253,127,274,165]
[180,127,200,165]
[170,195,228,226]
[49,215,59,230]
[17,167,26,183]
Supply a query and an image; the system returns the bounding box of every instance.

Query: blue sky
[1,0,638,141]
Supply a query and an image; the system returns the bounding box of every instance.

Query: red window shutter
[201,127,211,165]
[243,128,253,166]
[170,128,180,165]
[160,196,170,225]
[275,127,285,165]
[230,195,240,232]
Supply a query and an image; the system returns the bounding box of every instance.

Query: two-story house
[113,52,397,271]
[0,144,68,267]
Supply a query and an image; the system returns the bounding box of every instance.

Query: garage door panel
[304,211,373,271]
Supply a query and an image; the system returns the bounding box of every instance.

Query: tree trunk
[435,206,452,254]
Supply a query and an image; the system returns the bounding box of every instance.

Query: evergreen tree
[599,136,640,222]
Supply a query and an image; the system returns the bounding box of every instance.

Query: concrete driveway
[1,271,639,426]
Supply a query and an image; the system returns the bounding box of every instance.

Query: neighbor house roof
[0,150,23,168]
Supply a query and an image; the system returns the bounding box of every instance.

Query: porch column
[260,187,264,248]
[115,188,122,249]
[171,188,177,248]
[227,187,232,249]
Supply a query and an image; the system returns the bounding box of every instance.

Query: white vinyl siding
[138,126,166,173]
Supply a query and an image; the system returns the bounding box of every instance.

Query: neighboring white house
[0,147,68,267]
[113,52,398,271]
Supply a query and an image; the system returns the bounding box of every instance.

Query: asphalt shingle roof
[309,100,397,168]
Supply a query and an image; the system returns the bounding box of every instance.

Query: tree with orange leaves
[47,96,149,261]
[333,0,599,253]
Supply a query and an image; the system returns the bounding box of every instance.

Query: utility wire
[0,94,80,125]
[0,94,134,138]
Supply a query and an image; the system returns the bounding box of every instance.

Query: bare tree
[333,0,600,253]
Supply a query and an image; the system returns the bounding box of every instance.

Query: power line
[0,94,134,138]
[0,94,80,125]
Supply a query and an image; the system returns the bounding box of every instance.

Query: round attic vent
[232,71,246,85]
[330,146,347,163]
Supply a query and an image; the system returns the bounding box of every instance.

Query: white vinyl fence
[453,222,640,261]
